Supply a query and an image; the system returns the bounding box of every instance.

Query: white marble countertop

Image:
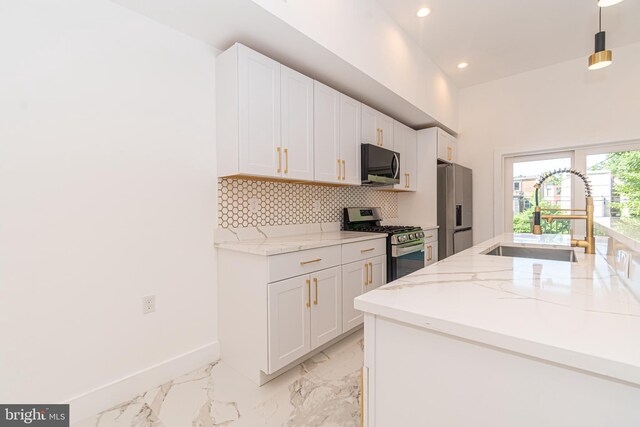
[355,233,640,386]
[216,230,386,256]
[595,217,640,251]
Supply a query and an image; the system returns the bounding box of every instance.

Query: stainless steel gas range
[344,207,426,282]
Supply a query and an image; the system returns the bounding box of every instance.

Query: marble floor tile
[74,330,363,427]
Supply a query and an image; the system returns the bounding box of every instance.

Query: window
[514,182,520,191]
[587,149,640,218]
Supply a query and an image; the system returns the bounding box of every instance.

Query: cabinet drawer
[422,229,438,244]
[342,238,386,265]
[268,245,341,283]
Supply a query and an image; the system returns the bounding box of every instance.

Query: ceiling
[377,0,640,87]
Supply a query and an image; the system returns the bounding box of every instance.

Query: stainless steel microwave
[361,144,400,186]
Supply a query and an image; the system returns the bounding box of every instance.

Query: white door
[437,129,457,163]
[377,112,394,150]
[267,275,311,373]
[405,127,417,191]
[313,81,341,183]
[281,65,314,181]
[339,94,362,185]
[361,104,378,146]
[368,255,387,290]
[310,267,342,349]
[342,261,366,332]
[238,45,281,177]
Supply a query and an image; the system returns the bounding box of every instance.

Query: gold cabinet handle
[306,278,311,308]
[447,146,452,161]
[360,248,375,253]
[342,160,346,181]
[337,158,341,180]
[408,173,411,189]
[364,263,368,286]
[425,235,433,239]
[277,147,282,173]
[405,173,409,188]
[300,258,322,266]
[284,148,289,174]
[380,128,383,146]
[427,245,433,262]
[369,262,373,284]
[376,128,382,146]
[313,277,318,305]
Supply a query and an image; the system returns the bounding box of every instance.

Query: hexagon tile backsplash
[218,178,398,228]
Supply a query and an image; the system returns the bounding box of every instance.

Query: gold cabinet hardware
[369,262,373,284]
[405,173,409,188]
[337,158,341,180]
[360,248,375,253]
[342,160,346,181]
[380,128,383,146]
[313,277,318,305]
[408,173,411,188]
[376,128,382,146]
[447,146,452,161]
[427,245,433,262]
[425,235,433,239]
[284,148,289,174]
[306,278,311,308]
[277,147,282,173]
[300,258,322,266]
[364,263,368,286]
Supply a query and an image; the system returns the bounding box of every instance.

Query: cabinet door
[437,129,457,163]
[267,275,311,373]
[281,66,314,181]
[361,104,378,146]
[405,127,417,191]
[393,121,408,190]
[339,94,362,185]
[238,45,281,177]
[368,255,387,290]
[313,81,341,183]
[425,242,438,267]
[342,261,366,332]
[377,112,394,150]
[310,266,343,349]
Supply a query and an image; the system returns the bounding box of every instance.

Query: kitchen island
[355,233,640,427]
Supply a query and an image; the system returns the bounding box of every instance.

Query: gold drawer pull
[425,235,433,239]
[360,248,375,253]
[300,258,322,266]
[306,279,311,308]
[313,277,318,305]
[364,263,368,286]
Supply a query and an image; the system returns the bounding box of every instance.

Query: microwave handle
[392,152,400,179]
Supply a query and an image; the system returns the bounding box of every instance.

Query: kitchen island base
[363,314,640,427]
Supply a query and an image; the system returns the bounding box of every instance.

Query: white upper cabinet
[362,104,394,150]
[313,81,341,183]
[216,44,313,180]
[339,94,362,185]
[436,128,458,163]
[281,65,314,181]
[314,82,362,185]
[392,121,417,192]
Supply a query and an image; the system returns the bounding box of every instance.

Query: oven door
[391,241,425,281]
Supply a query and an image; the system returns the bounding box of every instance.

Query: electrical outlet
[248,198,261,213]
[142,295,155,314]
[312,200,321,213]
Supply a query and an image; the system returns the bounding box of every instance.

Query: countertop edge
[354,298,640,387]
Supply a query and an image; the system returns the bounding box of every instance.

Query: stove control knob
[409,233,415,240]
[398,235,406,243]
[418,232,425,238]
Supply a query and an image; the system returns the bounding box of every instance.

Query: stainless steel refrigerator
[437,163,473,260]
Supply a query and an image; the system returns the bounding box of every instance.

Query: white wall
[0,0,218,417]
[251,0,458,132]
[458,41,640,243]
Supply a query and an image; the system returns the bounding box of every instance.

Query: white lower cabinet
[342,255,387,332]
[310,267,342,348]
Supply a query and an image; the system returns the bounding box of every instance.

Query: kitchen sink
[483,245,577,262]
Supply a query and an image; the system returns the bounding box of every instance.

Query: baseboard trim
[66,341,220,424]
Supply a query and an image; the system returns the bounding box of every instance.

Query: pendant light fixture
[588,6,612,70]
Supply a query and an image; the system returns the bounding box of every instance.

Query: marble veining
[215,222,386,256]
[74,331,363,427]
[355,233,640,386]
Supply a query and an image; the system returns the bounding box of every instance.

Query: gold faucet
[531,168,595,254]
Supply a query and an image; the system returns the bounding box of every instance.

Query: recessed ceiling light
[416,7,431,17]
[598,0,624,7]
[457,62,469,69]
